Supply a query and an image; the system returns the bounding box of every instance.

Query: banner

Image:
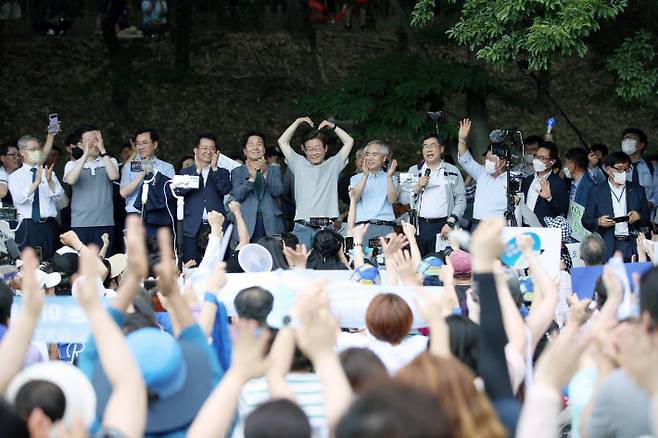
[567,202,591,242]
[570,262,652,299]
[566,243,585,268]
[501,227,562,278]
[10,297,110,343]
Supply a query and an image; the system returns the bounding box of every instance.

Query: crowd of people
[0,115,658,437]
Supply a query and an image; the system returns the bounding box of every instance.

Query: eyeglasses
[3,153,18,158]
[533,154,553,163]
[422,143,440,149]
[612,166,629,173]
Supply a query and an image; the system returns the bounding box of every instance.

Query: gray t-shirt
[287,151,347,221]
[64,157,118,227]
[586,369,652,438]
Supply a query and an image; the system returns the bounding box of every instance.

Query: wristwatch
[282,315,299,329]
[100,152,109,157]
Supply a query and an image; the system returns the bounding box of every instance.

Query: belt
[418,216,447,223]
[614,235,630,241]
[28,218,51,224]
[295,218,337,229]
[356,219,396,227]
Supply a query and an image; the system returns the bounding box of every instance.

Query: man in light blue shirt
[350,140,399,243]
[120,129,175,234]
[621,128,658,220]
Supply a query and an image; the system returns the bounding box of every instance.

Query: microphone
[424,168,431,177]
[417,167,431,198]
[489,128,519,144]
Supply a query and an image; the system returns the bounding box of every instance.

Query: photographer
[350,140,398,243]
[521,142,569,226]
[407,133,466,256]
[277,117,354,249]
[456,119,508,226]
[63,125,119,253]
[582,151,650,261]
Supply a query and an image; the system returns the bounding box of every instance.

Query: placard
[501,227,562,278]
[566,243,585,268]
[570,262,652,299]
[567,202,591,242]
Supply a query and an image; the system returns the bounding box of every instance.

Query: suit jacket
[178,165,231,237]
[133,171,175,226]
[231,164,285,238]
[582,181,650,261]
[572,172,597,207]
[522,172,569,226]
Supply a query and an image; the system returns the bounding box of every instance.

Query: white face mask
[621,138,637,155]
[485,159,497,175]
[27,150,41,163]
[612,170,627,185]
[562,166,571,179]
[533,158,548,173]
[524,154,534,165]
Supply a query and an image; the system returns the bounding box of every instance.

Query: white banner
[501,227,562,278]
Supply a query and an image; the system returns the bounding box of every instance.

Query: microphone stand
[504,162,518,227]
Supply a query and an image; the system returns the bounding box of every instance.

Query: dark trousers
[73,226,114,255]
[183,223,211,264]
[417,217,447,257]
[250,215,266,243]
[15,218,60,261]
[613,239,636,262]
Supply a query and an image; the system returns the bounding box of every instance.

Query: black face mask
[71,147,84,160]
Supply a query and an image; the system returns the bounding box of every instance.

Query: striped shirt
[233,372,327,438]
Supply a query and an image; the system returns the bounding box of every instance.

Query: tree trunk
[465,50,490,158]
[101,0,131,127]
[173,0,192,68]
[286,0,327,86]
[388,0,431,62]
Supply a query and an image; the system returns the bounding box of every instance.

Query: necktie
[30,167,41,222]
[254,170,264,213]
[632,163,640,185]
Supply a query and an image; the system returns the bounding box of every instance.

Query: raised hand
[228,201,242,215]
[210,151,220,171]
[95,130,106,154]
[352,223,369,244]
[295,117,314,127]
[154,228,179,297]
[282,244,309,269]
[45,163,54,183]
[538,178,552,199]
[387,159,398,177]
[124,215,148,280]
[380,232,408,257]
[20,248,44,318]
[207,210,225,230]
[76,245,103,310]
[458,118,472,141]
[317,120,336,131]
[390,250,419,286]
[206,262,227,294]
[230,322,271,383]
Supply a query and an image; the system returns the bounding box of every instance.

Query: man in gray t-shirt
[277,116,354,249]
[64,126,120,254]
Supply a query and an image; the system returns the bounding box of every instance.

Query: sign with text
[501,227,562,278]
[10,297,109,343]
[567,202,591,242]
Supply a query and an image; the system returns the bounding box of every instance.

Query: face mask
[524,154,534,165]
[533,158,548,173]
[27,150,41,163]
[562,166,571,179]
[621,138,637,155]
[485,159,497,175]
[612,170,627,185]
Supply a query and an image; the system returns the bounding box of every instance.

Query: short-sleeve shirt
[120,157,175,213]
[349,170,398,222]
[64,157,119,227]
[287,152,347,220]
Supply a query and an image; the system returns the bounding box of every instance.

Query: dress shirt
[120,157,175,213]
[418,162,448,218]
[350,170,398,222]
[458,150,508,220]
[8,164,64,220]
[627,158,656,206]
[570,174,582,202]
[200,166,210,219]
[526,173,546,212]
[609,181,629,236]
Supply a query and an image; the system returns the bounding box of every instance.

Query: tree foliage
[296,52,513,142]
[606,30,658,101]
[412,0,627,71]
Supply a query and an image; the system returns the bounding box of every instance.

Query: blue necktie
[30,167,41,222]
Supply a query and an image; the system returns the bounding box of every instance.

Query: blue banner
[11,296,110,343]
[570,262,653,299]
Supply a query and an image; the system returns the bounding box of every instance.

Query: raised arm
[457,118,471,157]
[111,216,148,313]
[277,117,314,161]
[198,262,227,337]
[63,144,90,185]
[0,249,43,394]
[155,228,196,331]
[119,167,146,198]
[78,248,146,438]
[228,201,250,250]
[386,159,399,204]
[318,120,354,162]
[96,131,120,181]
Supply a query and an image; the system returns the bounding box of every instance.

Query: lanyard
[611,185,626,204]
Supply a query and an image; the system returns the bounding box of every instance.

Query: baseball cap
[106,254,127,279]
[417,256,444,278]
[449,250,472,279]
[92,327,215,434]
[52,246,79,277]
[6,362,97,428]
[350,265,381,285]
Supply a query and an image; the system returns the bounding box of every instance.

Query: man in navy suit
[582,151,650,262]
[231,131,285,243]
[178,133,231,263]
[521,142,569,226]
[563,147,597,207]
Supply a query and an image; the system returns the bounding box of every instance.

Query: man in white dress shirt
[408,134,466,256]
[456,119,508,227]
[8,135,64,260]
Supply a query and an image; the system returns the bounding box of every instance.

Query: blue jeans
[293,222,321,250]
